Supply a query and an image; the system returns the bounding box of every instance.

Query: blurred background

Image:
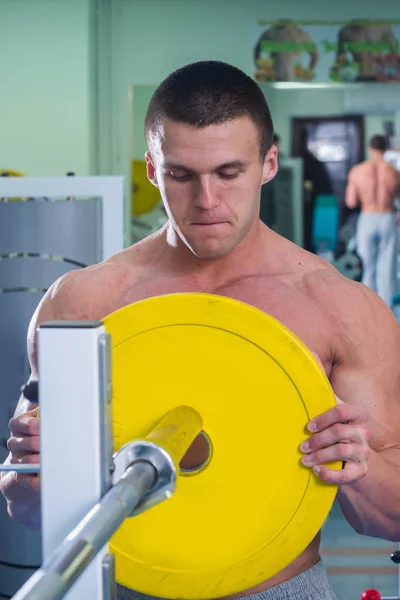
[1,1,400,598]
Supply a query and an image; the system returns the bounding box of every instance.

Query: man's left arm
[301,285,400,541]
[345,170,359,209]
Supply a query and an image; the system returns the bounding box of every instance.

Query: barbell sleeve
[12,461,156,600]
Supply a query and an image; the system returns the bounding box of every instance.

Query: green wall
[2,0,399,180]
[111,0,400,187]
[0,0,92,176]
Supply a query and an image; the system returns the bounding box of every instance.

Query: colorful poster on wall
[254,20,400,83]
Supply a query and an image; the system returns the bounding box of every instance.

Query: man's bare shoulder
[49,261,132,320]
[278,244,348,306]
[302,258,363,307]
[302,261,397,345]
[26,235,163,375]
[382,161,398,173]
[296,253,344,297]
[37,234,162,322]
[348,161,368,180]
[382,161,400,180]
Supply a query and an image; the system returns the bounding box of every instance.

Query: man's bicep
[330,291,400,447]
[7,301,51,419]
[26,274,71,377]
[27,297,53,379]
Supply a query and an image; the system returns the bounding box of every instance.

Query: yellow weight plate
[104,293,340,599]
[0,169,25,201]
[0,169,24,177]
[131,159,162,216]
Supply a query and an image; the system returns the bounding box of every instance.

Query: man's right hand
[0,406,41,530]
[0,274,65,531]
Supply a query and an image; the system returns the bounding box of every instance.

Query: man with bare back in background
[346,134,400,307]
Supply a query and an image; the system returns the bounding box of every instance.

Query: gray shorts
[116,560,337,600]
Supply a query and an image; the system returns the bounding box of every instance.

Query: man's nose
[193,177,219,209]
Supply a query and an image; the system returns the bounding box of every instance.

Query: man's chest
[216,277,336,375]
[114,273,337,377]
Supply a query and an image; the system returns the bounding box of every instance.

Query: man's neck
[160,221,270,286]
[370,152,385,164]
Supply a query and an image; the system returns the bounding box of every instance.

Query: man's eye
[170,172,191,181]
[219,172,239,179]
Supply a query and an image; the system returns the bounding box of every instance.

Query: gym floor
[321,501,398,599]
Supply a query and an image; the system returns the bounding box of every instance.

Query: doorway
[292,116,365,253]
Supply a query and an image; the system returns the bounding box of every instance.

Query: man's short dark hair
[369,135,388,152]
[145,61,274,159]
[273,133,280,144]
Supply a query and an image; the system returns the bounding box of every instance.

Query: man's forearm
[337,448,400,541]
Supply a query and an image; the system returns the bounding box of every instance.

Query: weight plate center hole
[179,431,212,475]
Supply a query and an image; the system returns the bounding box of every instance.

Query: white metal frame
[37,323,110,600]
[0,177,125,259]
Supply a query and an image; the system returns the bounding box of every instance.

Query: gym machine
[2,320,200,600]
[0,176,125,596]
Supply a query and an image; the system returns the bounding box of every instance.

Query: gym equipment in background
[361,550,400,598]
[131,159,161,216]
[0,176,124,597]
[312,194,339,261]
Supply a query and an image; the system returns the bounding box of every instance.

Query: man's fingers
[301,423,369,453]
[7,435,40,455]
[1,469,41,499]
[9,453,40,466]
[308,403,369,433]
[313,461,368,485]
[14,472,41,492]
[301,441,370,467]
[18,473,41,492]
[8,410,40,437]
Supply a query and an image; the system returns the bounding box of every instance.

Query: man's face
[146,117,278,260]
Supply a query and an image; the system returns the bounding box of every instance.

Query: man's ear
[145,151,159,188]
[261,145,278,185]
